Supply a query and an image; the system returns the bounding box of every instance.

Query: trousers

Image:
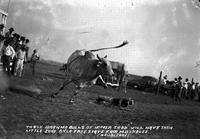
[14,59,24,77]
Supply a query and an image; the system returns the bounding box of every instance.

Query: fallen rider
[96,95,134,109]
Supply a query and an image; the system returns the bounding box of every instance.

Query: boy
[30,49,40,75]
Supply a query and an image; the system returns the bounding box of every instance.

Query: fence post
[156,71,162,95]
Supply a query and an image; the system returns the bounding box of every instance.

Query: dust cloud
[0,71,9,92]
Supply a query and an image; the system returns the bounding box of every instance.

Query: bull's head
[96,54,114,77]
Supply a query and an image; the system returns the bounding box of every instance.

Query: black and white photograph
[0,0,200,138]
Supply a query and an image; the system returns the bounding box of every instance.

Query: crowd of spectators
[0,24,40,77]
[161,75,200,102]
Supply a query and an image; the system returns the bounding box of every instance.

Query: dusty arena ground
[0,61,200,139]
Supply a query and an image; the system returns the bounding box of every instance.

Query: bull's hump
[67,50,96,64]
[67,50,86,64]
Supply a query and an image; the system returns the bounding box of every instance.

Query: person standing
[24,39,30,62]
[10,33,21,75]
[191,81,196,100]
[174,76,182,102]
[182,78,189,99]
[198,85,200,102]
[14,46,26,77]
[195,83,199,100]
[2,41,15,76]
[19,36,25,45]
[0,24,5,59]
[163,75,168,85]
[12,33,20,51]
[5,27,14,41]
[0,24,5,38]
[30,49,40,75]
[162,75,168,95]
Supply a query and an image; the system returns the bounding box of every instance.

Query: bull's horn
[97,54,101,60]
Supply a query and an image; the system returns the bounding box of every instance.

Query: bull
[51,41,128,103]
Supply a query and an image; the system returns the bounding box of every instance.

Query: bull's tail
[89,40,128,52]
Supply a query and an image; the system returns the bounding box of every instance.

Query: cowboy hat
[178,76,182,80]
[9,27,14,31]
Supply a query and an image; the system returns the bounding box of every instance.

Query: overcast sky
[1,0,200,81]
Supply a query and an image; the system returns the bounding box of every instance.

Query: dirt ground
[0,61,200,139]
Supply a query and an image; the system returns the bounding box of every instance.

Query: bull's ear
[104,55,107,58]
[97,54,101,61]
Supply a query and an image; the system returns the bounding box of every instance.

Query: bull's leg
[116,75,121,91]
[66,80,80,103]
[123,80,127,93]
[69,85,82,104]
[69,90,78,104]
[117,81,122,92]
[51,79,72,98]
[124,82,127,93]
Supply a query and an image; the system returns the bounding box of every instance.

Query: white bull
[52,41,128,103]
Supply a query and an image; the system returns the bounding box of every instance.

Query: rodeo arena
[1,1,200,139]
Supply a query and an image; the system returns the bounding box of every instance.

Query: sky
[0,0,200,81]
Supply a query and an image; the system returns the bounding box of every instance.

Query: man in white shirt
[14,46,26,77]
[2,41,15,76]
[163,75,168,85]
[182,78,189,99]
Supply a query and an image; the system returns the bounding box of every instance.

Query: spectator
[10,33,22,75]
[1,40,15,76]
[187,81,192,100]
[191,81,196,100]
[182,78,189,99]
[19,36,25,45]
[198,85,200,102]
[24,39,30,62]
[174,76,182,102]
[30,49,40,75]
[5,27,14,41]
[0,24,5,54]
[0,24,4,36]
[171,77,178,99]
[163,75,167,85]
[195,83,199,100]
[162,75,168,95]
[11,33,20,50]
[14,46,26,77]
